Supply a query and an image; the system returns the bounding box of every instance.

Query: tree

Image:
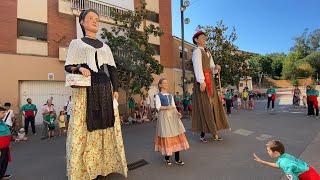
[290,28,320,57]
[302,51,320,76]
[101,1,164,115]
[296,62,314,78]
[197,20,252,88]
[281,52,303,80]
[266,53,286,79]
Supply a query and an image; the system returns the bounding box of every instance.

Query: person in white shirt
[191,31,230,143]
[64,96,72,131]
[41,99,56,139]
[3,103,15,129]
[145,93,151,112]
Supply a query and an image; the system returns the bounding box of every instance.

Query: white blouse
[192,46,218,84]
[65,39,116,73]
[155,93,176,111]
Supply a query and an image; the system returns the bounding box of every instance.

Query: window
[151,44,160,55]
[239,83,243,87]
[180,51,187,60]
[147,11,159,23]
[18,19,47,41]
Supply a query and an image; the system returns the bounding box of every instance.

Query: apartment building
[0,0,173,124]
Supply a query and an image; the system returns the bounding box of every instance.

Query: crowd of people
[1,9,319,180]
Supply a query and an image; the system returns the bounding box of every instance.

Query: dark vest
[158,93,172,106]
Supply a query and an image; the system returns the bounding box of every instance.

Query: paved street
[7,93,320,180]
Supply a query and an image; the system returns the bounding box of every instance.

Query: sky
[171,0,320,55]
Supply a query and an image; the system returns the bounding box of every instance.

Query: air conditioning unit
[59,47,68,61]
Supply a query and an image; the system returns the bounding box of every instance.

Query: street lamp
[181,0,190,99]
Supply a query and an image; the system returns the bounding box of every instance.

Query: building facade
[0,0,173,124]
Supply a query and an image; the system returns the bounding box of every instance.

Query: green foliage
[100,0,163,95]
[302,51,320,75]
[197,20,253,87]
[291,79,298,86]
[296,62,314,78]
[281,52,303,80]
[266,53,286,78]
[290,28,320,57]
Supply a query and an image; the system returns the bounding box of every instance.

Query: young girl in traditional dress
[155,78,189,165]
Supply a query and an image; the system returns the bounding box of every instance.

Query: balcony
[59,0,129,23]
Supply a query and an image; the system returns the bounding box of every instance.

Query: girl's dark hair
[79,9,99,37]
[158,78,167,91]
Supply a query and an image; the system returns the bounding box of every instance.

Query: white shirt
[4,109,14,126]
[146,96,151,105]
[42,105,56,116]
[192,47,218,83]
[155,93,176,111]
[65,101,71,115]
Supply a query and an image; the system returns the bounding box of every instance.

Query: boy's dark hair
[0,106,6,112]
[4,102,11,107]
[266,140,285,154]
[49,111,55,115]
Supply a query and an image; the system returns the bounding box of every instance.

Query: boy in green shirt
[225,89,233,115]
[44,111,57,139]
[254,140,319,180]
[266,86,276,111]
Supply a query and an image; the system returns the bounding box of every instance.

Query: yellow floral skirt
[66,88,128,180]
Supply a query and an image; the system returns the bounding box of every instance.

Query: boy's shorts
[298,166,320,180]
[67,115,71,121]
[48,126,55,131]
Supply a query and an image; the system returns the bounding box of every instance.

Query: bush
[296,62,314,78]
[291,79,298,86]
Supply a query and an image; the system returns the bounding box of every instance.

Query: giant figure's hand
[113,92,119,101]
[200,82,206,92]
[79,67,91,77]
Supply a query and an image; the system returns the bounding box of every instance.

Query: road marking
[260,134,272,139]
[233,129,254,136]
[256,137,268,141]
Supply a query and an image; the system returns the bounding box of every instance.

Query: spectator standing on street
[310,86,319,118]
[266,86,276,111]
[0,106,13,179]
[292,86,301,108]
[140,96,146,111]
[4,103,16,134]
[64,96,71,131]
[306,86,314,117]
[174,92,181,112]
[58,111,66,136]
[145,93,151,112]
[242,89,248,110]
[237,95,242,110]
[128,95,135,118]
[41,99,56,139]
[225,89,232,115]
[230,89,235,108]
[44,111,57,139]
[254,140,320,180]
[20,98,37,135]
[249,92,254,110]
